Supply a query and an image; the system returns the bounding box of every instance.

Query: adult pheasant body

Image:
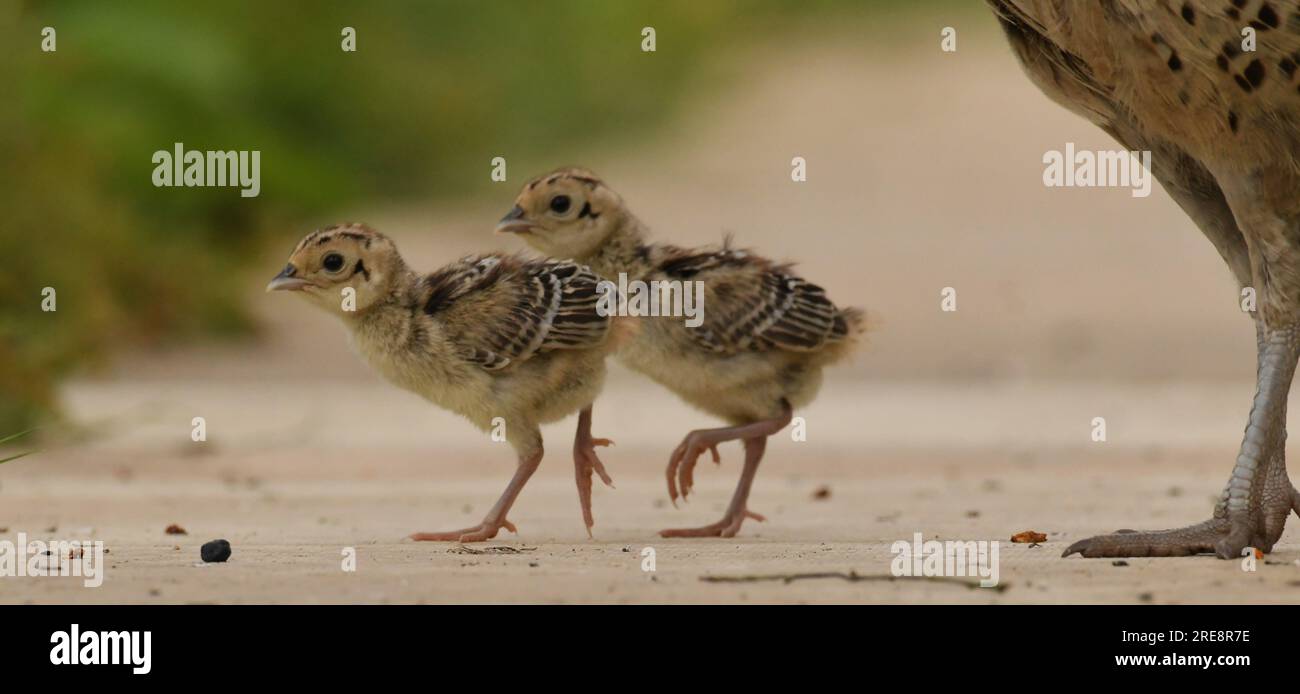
[990,0,1300,557]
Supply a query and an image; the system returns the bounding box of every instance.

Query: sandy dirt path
[4,376,1297,604]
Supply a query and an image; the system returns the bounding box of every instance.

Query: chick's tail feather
[818,306,869,365]
[833,307,867,340]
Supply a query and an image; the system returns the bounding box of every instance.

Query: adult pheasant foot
[1065,327,1300,559]
[1063,481,1300,559]
[1063,519,1229,558]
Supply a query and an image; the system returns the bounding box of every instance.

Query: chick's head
[497,167,625,260]
[267,223,403,316]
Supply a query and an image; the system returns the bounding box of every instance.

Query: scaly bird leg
[1065,325,1300,558]
[661,437,771,538]
[665,402,792,505]
[410,447,543,543]
[573,405,614,536]
[660,402,793,538]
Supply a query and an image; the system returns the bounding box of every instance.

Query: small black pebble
[201,539,231,563]
[1112,560,1129,567]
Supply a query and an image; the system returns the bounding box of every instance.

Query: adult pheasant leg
[1065,325,1300,558]
[573,406,614,535]
[410,448,543,543]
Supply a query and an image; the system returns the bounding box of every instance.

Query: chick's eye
[322,253,345,272]
[549,195,571,214]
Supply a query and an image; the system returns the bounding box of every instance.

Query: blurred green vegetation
[0,0,978,432]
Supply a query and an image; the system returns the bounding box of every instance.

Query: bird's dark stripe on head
[295,231,322,253]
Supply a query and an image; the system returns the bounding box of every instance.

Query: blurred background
[3,0,1260,435]
[7,0,933,432]
[2,0,1258,434]
[2,1,1287,603]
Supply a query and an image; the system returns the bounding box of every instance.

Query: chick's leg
[660,402,792,538]
[661,437,770,538]
[410,446,543,543]
[1064,324,1300,558]
[665,401,792,505]
[573,406,615,536]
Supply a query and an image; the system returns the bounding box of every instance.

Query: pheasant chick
[267,223,619,541]
[499,169,866,538]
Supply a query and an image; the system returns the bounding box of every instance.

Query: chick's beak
[495,205,534,234]
[266,263,312,292]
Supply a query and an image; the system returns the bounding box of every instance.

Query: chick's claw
[666,434,723,505]
[409,518,518,544]
[660,509,765,538]
[574,436,616,534]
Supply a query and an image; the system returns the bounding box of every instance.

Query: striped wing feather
[658,246,846,355]
[422,255,609,370]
